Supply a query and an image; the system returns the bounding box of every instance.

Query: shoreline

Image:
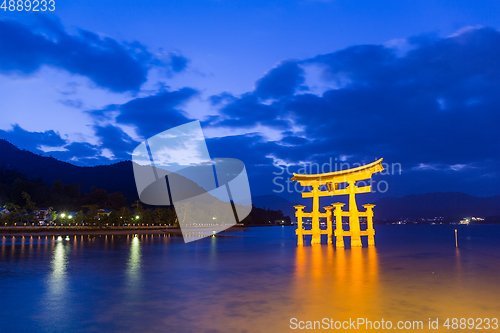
[0,225,249,237]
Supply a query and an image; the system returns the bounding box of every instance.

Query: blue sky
[1,1,500,200]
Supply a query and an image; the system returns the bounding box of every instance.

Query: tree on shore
[22,192,37,224]
[73,210,84,225]
[82,204,100,226]
[5,202,20,216]
[118,206,131,224]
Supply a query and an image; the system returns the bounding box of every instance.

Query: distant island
[252,193,500,225]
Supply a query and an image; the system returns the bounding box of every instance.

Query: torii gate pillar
[348,181,362,247]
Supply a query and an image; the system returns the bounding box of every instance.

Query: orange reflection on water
[293,245,380,321]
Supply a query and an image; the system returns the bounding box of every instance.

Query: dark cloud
[114,88,198,139]
[170,54,189,72]
[0,124,66,152]
[280,135,310,146]
[209,92,236,106]
[49,142,116,166]
[214,93,291,129]
[0,17,189,92]
[93,124,139,160]
[255,61,305,99]
[205,134,281,196]
[208,61,304,128]
[76,87,199,162]
[51,142,98,160]
[206,134,272,165]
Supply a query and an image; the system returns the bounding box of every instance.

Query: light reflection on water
[0,226,500,332]
[293,245,380,324]
[49,237,69,297]
[127,236,142,289]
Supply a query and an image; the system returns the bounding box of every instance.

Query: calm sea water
[1,225,500,332]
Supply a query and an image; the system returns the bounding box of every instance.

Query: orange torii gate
[291,158,384,247]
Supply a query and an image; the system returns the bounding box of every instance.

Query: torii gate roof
[291,158,384,185]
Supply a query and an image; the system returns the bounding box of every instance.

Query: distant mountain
[373,192,500,219]
[0,139,241,207]
[0,139,140,201]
